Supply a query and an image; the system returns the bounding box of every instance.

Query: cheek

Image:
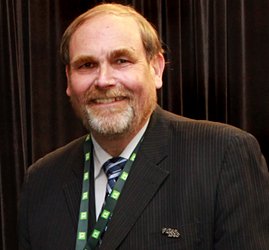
[125,73,156,99]
[133,72,157,94]
[68,74,94,95]
[118,69,147,91]
[127,81,156,104]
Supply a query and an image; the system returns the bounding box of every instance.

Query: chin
[84,106,135,136]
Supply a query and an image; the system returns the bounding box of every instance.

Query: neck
[91,130,137,157]
[91,117,150,157]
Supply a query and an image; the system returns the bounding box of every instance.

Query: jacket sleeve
[214,132,269,249]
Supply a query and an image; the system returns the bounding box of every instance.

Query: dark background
[1,0,269,249]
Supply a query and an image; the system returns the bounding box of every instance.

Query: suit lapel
[62,171,81,229]
[100,107,171,249]
[62,138,86,229]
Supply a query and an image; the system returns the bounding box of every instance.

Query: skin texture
[66,13,165,156]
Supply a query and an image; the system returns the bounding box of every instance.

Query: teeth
[94,97,124,104]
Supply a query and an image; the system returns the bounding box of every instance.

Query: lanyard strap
[75,134,143,250]
[75,134,92,250]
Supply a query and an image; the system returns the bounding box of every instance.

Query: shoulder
[152,106,261,149]
[26,135,87,176]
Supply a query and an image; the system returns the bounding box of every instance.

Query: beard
[82,101,134,136]
[69,85,157,138]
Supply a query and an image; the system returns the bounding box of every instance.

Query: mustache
[83,87,132,102]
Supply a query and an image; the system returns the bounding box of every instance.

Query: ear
[65,65,71,96]
[150,53,165,89]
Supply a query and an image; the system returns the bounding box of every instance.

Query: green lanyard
[75,134,92,250]
[75,134,143,250]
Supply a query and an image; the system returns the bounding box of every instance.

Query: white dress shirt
[91,120,149,218]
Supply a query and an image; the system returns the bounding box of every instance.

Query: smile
[93,96,126,104]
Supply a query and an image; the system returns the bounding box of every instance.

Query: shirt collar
[91,119,149,178]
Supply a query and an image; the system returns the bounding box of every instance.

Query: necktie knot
[103,157,127,195]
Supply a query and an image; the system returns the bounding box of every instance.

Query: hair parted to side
[60,3,163,65]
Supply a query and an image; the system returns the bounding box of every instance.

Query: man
[18,3,269,250]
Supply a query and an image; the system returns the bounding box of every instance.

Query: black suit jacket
[19,107,269,250]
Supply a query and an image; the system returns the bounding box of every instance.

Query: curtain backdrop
[1,0,269,249]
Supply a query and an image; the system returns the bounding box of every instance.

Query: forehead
[69,13,144,57]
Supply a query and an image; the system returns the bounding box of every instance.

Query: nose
[94,63,116,88]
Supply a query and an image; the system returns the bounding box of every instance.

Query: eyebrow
[108,48,137,61]
[70,55,97,68]
[70,48,138,67]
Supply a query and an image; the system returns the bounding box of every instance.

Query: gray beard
[82,105,135,136]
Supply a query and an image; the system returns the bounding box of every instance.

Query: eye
[79,62,97,69]
[115,58,129,64]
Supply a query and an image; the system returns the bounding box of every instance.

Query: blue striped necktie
[103,157,127,196]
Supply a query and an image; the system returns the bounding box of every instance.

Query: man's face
[66,13,164,138]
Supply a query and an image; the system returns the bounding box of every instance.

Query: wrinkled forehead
[73,12,141,39]
[70,13,143,48]
[68,13,146,60]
